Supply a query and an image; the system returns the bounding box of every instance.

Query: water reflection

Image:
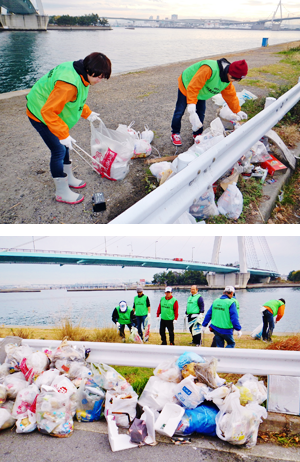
[0,31,45,93]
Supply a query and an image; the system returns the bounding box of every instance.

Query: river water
[1,28,300,93]
[0,287,299,333]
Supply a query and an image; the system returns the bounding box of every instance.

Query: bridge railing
[109,80,300,224]
[5,339,299,376]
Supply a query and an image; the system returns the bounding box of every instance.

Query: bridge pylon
[206,237,251,289]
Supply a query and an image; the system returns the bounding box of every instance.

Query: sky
[0,235,299,285]
[41,1,300,22]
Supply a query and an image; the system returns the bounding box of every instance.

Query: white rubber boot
[53,176,84,204]
[63,162,86,189]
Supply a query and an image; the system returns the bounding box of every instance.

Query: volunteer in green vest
[156,287,179,345]
[112,301,136,339]
[261,298,285,342]
[170,58,248,146]
[133,286,151,341]
[211,290,240,347]
[186,285,204,346]
[201,286,242,348]
[26,52,111,204]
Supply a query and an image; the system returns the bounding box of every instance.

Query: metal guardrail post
[109,80,300,224]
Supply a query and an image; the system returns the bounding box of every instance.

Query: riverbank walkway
[1,41,300,224]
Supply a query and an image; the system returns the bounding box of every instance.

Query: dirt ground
[0,41,298,224]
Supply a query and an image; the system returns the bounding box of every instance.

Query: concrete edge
[258,168,293,223]
[74,418,300,460]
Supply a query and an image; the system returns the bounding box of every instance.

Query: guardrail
[6,338,299,376]
[110,80,300,224]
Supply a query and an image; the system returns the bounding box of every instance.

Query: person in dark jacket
[202,286,241,348]
[185,285,204,346]
[112,301,136,339]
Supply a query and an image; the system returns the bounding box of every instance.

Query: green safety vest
[134,294,148,316]
[182,60,230,100]
[26,61,89,129]
[233,297,240,313]
[264,300,284,317]
[211,297,235,329]
[116,306,133,324]
[186,294,201,315]
[160,297,177,321]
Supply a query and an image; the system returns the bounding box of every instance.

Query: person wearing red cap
[171,58,248,146]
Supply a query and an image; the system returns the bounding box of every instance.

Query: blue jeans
[262,309,275,341]
[28,117,70,178]
[171,88,206,135]
[136,315,147,340]
[213,329,235,348]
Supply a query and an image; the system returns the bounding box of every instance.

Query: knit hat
[228,60,248,79]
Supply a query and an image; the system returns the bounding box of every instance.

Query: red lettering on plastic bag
[92,148,117,181]
[20,357,34,382]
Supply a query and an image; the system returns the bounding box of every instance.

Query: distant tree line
[288,270,300,282]
[152,270,208,286]
[49,14,109,26]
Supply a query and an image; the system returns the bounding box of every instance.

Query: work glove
[174,320,178,324]
[237,330,243,338]
[60,135,76,150]
[200,326,206,335]
[87,111,100,122]
[187,104,203,131]
[236,111,248,121]
[116,322,120,328]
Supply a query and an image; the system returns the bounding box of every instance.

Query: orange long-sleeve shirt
[178,64,241,114]
[27,76,92,140]
[264,304,285,322]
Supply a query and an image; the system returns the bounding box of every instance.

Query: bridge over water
[0,0,48,29]
[0,244,280,289]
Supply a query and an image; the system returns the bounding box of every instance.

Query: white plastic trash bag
[116,121,139,139]
[141,125,154,143]
[132,139,152,158]
[138,376,177,412]
[153,359,182,383]
[0,407,16,430]
[36,385,74,437]
[217,182,243,219]
[150,161,172,180]
[236,374,267,406]
[250,141,272,163]
[216,392,267,448]
[12,383,39,419]
[91,119,134,180]
[189,186,219,220]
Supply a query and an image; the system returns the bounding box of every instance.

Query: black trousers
[119,323,132,338]
[160,319,174,345]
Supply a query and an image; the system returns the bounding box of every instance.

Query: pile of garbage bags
[0,340,267,450]
[139,352,267,448]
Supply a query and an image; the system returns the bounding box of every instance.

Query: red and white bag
[91,119,134,181]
